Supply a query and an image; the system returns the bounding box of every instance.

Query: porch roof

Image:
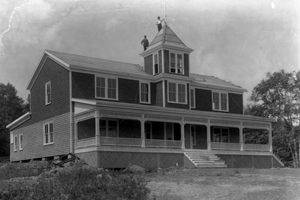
[72,98,275,127]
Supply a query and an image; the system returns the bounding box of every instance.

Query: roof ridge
[46,50,137,66]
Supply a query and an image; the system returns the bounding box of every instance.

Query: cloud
[105,18,119,31]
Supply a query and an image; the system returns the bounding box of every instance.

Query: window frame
[99,119,119,137]
[153,53,159,75]
[140,81,151,104]
[213,127,230,143]
[167,81,187,104]
[14,135,18,151]
[190,88,195,109]
[19,134,23,150]
[212,91,229,112]
[169,51,184,75]
[45,81,51,105]
[10,132,13,144]
[95,76,118,100]
[43,122,54,145]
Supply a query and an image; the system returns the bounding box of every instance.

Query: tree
[0,83,28,156]
[247,70,300,167]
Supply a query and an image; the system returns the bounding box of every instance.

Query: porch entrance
[185,124,207,150]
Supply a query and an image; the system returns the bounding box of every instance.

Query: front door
[190,125,196,149]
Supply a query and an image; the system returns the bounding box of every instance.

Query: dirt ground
[146,168,300,200]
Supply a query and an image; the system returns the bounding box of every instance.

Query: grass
[146,168,300,200]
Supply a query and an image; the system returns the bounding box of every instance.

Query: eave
[73,98,275,124]
[6,112,31,130]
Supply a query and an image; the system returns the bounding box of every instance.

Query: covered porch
[73,106,273,153]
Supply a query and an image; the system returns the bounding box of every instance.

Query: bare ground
[146,168,300,200]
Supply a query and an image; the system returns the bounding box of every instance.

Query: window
[145,122,152,139]
[10,132,13,144]
[45,82,51,105]
[14,135,18,151]
[153,53,159,75]
[212,92,228,111]
[169,83,176,102]
[96,77,118,100]
[213,128,229,143]
[99,119,118,137]
[191,125,196,146]
[19,134,23,150]
[190,88,195,108]
[169,52,184,74]
[140,82,150,104]
[168,82,187,104]
[44,122,54,145]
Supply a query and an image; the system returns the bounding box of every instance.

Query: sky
[0,0,299,104]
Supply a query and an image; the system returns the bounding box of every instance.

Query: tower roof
[141,23,193,55]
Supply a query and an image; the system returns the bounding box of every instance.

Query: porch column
[181,119,185,149]
[74,122,78,150]
[95,111,100,146]
[239,124,244,151]
[141,115,145,148]
[269,127,273,152]
[207,121,211,150]
[74,122,78,140]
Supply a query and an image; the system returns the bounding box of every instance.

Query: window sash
[141,83,149,103]
[213,92,220,110]
[44,123,53,145]
[14,136,18,151]
[168,83,176,102]
[154,54,159,74]
[221,93,227,111]
[19,135,23,150]
[107,78,117,99]
[45,82,51,104]
[96,77,106,98]
[170,53,176,73]
[177,54,183,74]
[178,84,186,103]
[190,89,195,108]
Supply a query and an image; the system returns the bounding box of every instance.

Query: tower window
[169,52,184,75]
[153,53,159,75]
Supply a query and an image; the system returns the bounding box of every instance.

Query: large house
[7,24,283,168]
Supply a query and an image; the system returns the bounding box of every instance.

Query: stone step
[196,166,227,168]
[184,151,227,168]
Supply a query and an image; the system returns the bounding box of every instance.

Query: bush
[0,161,50,180]
[0,164,150,200]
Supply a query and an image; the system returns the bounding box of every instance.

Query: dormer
[140,23,193,77]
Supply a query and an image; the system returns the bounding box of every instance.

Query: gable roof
[27,50,153,90]
[46,50,150,77]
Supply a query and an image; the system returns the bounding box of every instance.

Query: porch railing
[145,139,182,149]
[76,137,95,148]
[211,142,241,151]
[244,144,270,152]
[100,136,141,147]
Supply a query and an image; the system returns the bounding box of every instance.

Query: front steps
[184,150,227,168]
